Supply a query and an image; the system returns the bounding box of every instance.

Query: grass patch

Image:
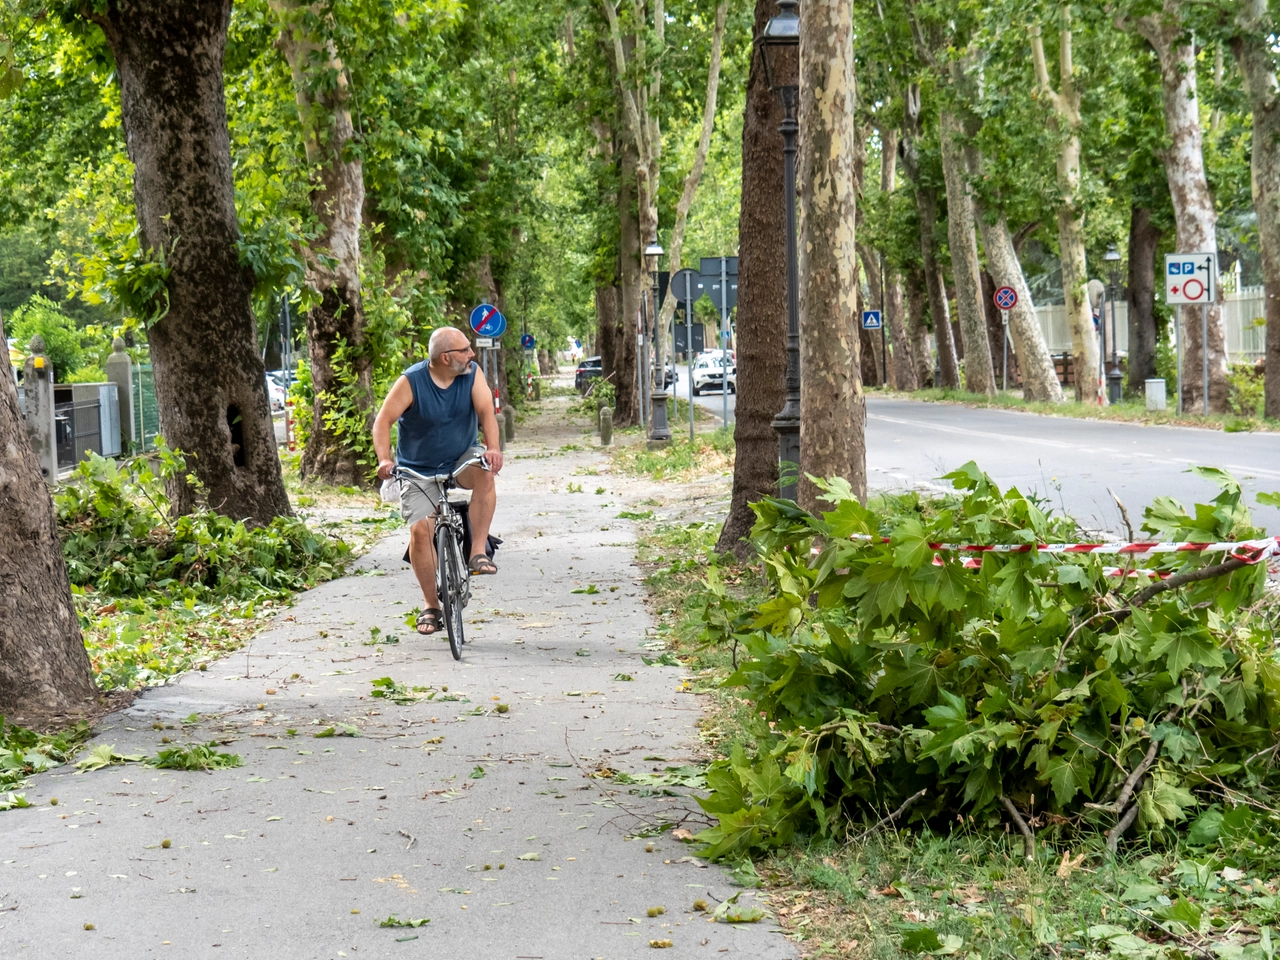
[890,386,1280,432]
[611,427,735,481]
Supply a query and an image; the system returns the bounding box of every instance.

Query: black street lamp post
[645,238,671,441]
[1104,244,1124,404]
[759,0,800,500]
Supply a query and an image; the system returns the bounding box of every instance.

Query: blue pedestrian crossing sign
[861,310,882,330]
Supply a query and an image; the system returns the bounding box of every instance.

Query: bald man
[373,326,503,636]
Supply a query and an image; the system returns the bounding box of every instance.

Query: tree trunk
[1231,3,1280,418]
[273,1,371,487]
[857,245,884,386]
[655,0,729,335]
[906,267,933,388]
[0,368,98,718]
[878,124,916,390]
[614,138,642,427]
[902,85,958,389]
[1031,15,1102,405]
[797,0,862,510]
[596,283,619,384]
[1136,5,1229,412]
[939,107,996,396]
[715,0,788,558]
[1127,205,1161,393]
[976,214,1065,401]
[96,0,290,522]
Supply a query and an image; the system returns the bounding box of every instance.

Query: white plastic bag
[380,478,401,504]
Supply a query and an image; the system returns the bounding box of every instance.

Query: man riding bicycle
[373,326,503,636]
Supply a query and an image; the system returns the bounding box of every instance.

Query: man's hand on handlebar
[377,458,396,481]
[483,447,503,474]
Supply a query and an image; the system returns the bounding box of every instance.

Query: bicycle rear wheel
[435,520,466,660]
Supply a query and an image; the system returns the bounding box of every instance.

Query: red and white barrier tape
[842,533,1280,578]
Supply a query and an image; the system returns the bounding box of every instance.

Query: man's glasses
[440,347,475,358]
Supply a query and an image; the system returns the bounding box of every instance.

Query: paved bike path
[0,402,797,960]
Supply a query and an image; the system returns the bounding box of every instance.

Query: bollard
[532,378,541,401]
[599,406,613,446]
[503,405,515,441]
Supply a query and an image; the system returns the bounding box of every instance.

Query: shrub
[694,463,1280,860]
[55,446,350,603]
[9,295,85,379]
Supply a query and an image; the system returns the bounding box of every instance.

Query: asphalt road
[865,397,1280,536]
[670,367,736,426]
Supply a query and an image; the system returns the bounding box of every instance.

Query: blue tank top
[396,360,479,474]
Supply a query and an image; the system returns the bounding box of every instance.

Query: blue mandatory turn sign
[469,303,507,338]
[520,333,535,350]
[861,310,883,330]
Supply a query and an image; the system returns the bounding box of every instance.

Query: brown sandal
[416,608,443,635]
[468,555,498,575]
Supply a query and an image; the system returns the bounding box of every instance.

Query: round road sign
[993,286,1018,310]
[520,333,535,350]
[469,303,507,338]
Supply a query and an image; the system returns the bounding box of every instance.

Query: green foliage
[1229,362,1265,418]
[0,717,91,792]
[8,294,85,378]
[693,463,1280,860]
[149,742,242,771]
[55,447,350,603]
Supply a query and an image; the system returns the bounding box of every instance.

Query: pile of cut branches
[694,463,1280,861]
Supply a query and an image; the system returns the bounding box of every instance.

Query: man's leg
[458,466,496,562]
[408,517,440,610]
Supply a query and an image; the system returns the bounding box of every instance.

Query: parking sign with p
[1164,253,1217,304]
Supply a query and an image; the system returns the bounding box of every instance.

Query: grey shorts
[398,473,448,528]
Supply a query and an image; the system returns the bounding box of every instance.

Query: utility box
[1145,378,1167,411]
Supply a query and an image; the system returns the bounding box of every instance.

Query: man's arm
[471,364,504,474]
[373,376,414,480]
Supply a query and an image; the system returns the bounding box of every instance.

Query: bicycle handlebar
[393,453,490,484]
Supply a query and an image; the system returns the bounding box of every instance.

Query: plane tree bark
[1127,205,1162,393]
[94,0,291,522]
[272,1,371,486]
[1131,3,1229,412]
[1231,0,1280,418]
[1031,12,1102,405]
[715,0,788,558]
[797,0,863,510]
[0,368,98,719]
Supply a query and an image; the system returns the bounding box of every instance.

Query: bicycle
[394,449,489,661]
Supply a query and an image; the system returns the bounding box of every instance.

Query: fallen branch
[1105,704,1181,852]
[850,789,927,844]
[999,795,1035,861]
[1108,557,1251,630]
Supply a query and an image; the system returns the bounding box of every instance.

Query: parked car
[265,375,286,413]
[691,355,736,395]
[575,356,603,393]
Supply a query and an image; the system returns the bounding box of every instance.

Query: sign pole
[1201,301,1208,415]
[1176,310,1183,415]
[720,256,729,430]
[639,293,649,431]
[1001,309,1008,392]
[686,286,694,442]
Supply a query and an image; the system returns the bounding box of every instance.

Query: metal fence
[55,399,102,469]
[1033,286,1268,362]
[132,363,160,452]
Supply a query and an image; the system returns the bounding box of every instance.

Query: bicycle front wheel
[435,520,466,661]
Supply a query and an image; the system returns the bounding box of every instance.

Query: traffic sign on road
[861,310,882,330]
[469,303,507,338]
[520,333,535,350]
[669,268,703,304]
[1164,253,1217,304]
[993,286,1018,310]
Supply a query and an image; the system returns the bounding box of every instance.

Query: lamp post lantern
[1104,244,1124,404]
[759,0,801,500]
[644,238,671,442]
